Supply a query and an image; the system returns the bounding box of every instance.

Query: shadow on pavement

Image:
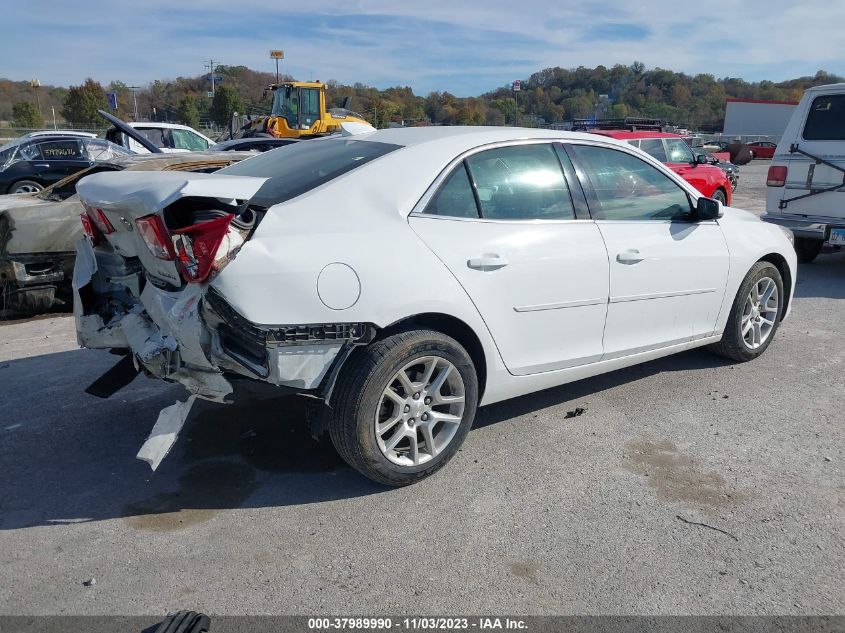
[792,249,845,300]
[2,253,841,530]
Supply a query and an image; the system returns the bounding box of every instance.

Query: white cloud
[1,0,842,94]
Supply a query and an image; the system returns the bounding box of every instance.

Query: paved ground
[1,161,842,616]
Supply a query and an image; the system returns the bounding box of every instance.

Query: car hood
[0,194,83,257]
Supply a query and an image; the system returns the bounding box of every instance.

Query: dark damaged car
[0,151,255,314]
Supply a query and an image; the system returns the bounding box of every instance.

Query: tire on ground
[794,237,823,264]
[329,328,478,486]
[9,180,42,194]
[709,261,784,362]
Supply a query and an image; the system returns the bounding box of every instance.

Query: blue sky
[3,1,843,95]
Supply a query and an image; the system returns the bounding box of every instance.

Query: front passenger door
[566,143,729,359]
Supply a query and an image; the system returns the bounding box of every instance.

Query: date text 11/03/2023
[307,617,528,630]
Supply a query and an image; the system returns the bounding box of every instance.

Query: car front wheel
[709,262,784,362]
[329,329,478,486]
[711,188,727,205]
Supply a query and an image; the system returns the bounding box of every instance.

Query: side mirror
[694,196,722,221]
[695,153,710,165]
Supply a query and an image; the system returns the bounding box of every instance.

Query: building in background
[722,99,799,137]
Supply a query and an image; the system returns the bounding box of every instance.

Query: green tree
[61,79,108,127]
[12,101,43,128]
[176,95,200,128]
[210,85,244,126]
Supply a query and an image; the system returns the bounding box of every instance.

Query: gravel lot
[1,161,842,616]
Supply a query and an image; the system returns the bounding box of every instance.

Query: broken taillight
[80,212,101,246]
[135,214,175,261]
[171,214,235,283]
[767,165,787,187]
[82,202,115,234]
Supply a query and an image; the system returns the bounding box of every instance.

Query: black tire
[709,261,784,362]
[8,179,43,194]
[152,611,210,633]
[711,188,727,205]
[329,329,478,486]
[794,237,823,264]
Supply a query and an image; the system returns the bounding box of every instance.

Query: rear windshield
[803,95,845,141]
[218,138,401,207]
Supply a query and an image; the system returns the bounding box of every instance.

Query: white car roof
[351,126,605,149]
[804,82,845,94]
[24,130,97,138]
[128,122,204,131]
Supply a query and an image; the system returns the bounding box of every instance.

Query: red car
[589,130,733,205]
[746,141,777,159]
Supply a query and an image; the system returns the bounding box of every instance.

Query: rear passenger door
[409,142,610,376]
[30,139,91,181]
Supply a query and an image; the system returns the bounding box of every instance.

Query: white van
[763,83,845,262]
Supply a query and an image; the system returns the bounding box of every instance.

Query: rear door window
[34,139,84,161]
[465,144,575,220]
[803,94,845,141]
[423,164,479,218]
[135,127,171,149]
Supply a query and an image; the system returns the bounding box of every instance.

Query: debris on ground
[676,514,738,541]
[83,578,96,587]
[564,407,586,419]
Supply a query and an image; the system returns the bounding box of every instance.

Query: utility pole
[128,86,140,121]
[205,59,219,97]
[30,79,41,115]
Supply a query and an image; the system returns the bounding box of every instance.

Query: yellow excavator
[234,81,370,139]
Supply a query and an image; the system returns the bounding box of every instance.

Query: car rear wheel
[9,180,43,194]
[709,262,783,362]
[794,237,823,263]
[711,188,727,205]
[329,329,478,486]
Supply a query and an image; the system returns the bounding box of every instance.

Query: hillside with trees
[1,63,841,133]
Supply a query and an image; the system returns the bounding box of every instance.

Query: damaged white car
[74,127,797,485]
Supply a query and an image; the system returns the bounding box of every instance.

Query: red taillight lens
[82,202,115,234]
[767,165,787,187]
[172,214,234,283]
[80,212,101,246]
[135,214,175,261]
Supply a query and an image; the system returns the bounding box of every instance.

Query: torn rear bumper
[73,238,374,402]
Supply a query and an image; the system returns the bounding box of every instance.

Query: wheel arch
[380,312,488,401]
[758,252,792,319]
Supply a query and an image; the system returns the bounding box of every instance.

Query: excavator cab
[271,83,323,131]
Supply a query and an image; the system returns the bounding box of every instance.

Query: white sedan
[73,127,797,485]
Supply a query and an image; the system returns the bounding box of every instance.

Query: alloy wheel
[375,355,466,467]
[741,276,779,349]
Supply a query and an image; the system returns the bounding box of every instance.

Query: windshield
[664,138,695,163]
[218,139,402,208]
[271,87,299,128]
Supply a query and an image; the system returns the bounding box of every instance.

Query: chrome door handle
[616,249,645,264]
[467,255,509,271]
[34,163,50,168]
